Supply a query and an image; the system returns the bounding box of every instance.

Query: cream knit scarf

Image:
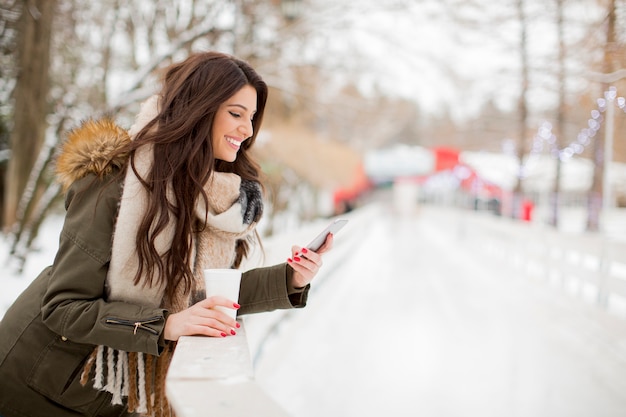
[80,96,263,416]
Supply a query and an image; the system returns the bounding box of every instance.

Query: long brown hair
[123,51,267,299]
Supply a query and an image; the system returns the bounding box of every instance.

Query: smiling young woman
[0,51,334,417]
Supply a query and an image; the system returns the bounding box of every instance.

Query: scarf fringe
[81,345,175,417]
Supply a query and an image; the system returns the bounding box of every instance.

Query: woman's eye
[229,111,241,118]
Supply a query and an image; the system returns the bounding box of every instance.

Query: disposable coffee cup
[203,268,242,320]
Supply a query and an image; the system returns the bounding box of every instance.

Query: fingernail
[287,258,293,263]
[220,332,227,337]
[236,322,241,328]
[301,248,308,254]
[233,303,241,309]
[294,256,301,262]
[230,329,236,335]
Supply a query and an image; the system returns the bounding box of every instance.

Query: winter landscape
[2,1,626,416]
[3,153,626,416]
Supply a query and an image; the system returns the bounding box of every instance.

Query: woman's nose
[241,120,254,138]
[239,119,253,138]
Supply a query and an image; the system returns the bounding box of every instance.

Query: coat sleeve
[237,263,310,315]
[40,174,168,356]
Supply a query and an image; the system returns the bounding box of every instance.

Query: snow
[1,216,62,320]
[2,165,626,416]
[250,203,626,417]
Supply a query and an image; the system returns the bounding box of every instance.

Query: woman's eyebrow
[228,104,249,111]
[227,103,256,113]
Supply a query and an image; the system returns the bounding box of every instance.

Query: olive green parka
[0,119,308,417]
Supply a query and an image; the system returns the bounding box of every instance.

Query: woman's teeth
[226,137,241,146]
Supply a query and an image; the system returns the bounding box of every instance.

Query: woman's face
[212,84,257,162]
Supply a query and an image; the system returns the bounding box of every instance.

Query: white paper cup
[203,268,242,320]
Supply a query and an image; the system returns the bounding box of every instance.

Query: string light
[518,87,624,178]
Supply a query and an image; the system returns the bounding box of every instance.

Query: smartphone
[305,219,349,251]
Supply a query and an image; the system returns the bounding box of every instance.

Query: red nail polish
[220,332,227,337]
[236,322,241,328]
[287,258,293,263]
[230,329,236,335]
[294,256,301,262]
[302,248,308,254]
[233,303,241,309]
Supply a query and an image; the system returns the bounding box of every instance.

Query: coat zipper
[105,316,161,335]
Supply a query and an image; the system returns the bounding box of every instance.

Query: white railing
[166,322,291,417]
[166,204,380,416]
[456,209,626,318]
[166,202,626,414]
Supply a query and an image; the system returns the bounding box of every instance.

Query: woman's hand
[163,296,240,341]
[287,233,334,288]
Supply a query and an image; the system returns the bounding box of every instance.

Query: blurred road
[247,203,626,417]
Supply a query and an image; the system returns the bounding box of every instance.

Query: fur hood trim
[56,118,131,191]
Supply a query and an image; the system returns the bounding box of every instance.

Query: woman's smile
[225,135,244,150]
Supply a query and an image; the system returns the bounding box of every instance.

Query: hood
[55,118,131,191]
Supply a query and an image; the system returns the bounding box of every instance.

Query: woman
[0,51,332,417]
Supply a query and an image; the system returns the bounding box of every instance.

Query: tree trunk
[549,0,566,228]
[586,0,616,232]
[513,0,529,219]
[3,0,56,230]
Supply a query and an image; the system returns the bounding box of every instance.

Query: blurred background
[3,2,626,416]
[1,0,625,273]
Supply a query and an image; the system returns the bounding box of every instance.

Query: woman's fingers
[200,296,240,312]
[182,319,229,338]
[164,297,240,341]
[291,250,321,274]
[287,234,334,287]
[198,296,240,327]
[316,233,334,254]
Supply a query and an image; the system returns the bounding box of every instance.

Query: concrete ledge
[166,321,291,417]
[166,208,379,416]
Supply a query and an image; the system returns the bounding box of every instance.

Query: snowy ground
[1,218,63,320]
[248,202,626,417]
[3,199,626,417]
